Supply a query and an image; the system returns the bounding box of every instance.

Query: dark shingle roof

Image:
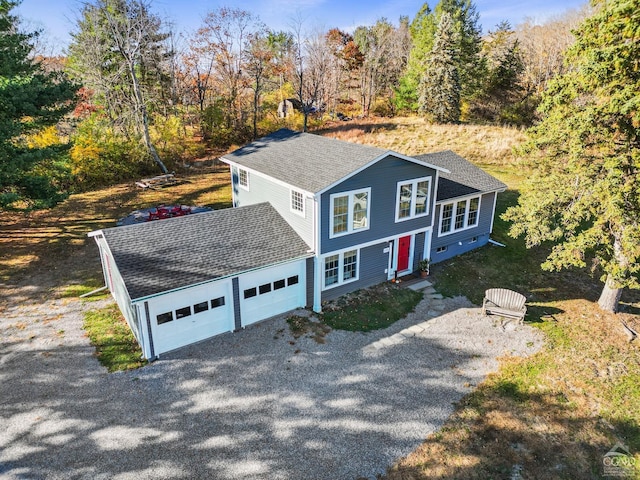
[413,151,506,201]
[221,128,387,193]
[101,203,311,300]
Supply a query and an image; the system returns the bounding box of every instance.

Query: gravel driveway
[0,292,542,480]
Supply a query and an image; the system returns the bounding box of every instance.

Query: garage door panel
[149,281,234,355]
[239,262,305,327]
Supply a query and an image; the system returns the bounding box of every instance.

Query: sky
[15,0,588,55]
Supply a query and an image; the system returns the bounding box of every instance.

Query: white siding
[233,167,314,248]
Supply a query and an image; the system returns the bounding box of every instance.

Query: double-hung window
[290,189,305,216]
[396,177,431,221]
[439,195,481,235]
[330,188,371,238]
[238,168,249,190]
[324,250,359,289]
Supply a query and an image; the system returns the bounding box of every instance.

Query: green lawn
[321,283,423,332]
[83,304,147,372]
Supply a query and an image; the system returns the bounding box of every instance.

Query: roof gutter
[435,187,506,204]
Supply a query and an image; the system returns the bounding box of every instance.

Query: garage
[238,260,306,327]
[146,280,234,355]
[90,203,313,359]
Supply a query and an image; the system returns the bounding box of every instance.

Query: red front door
[397,235,411,272]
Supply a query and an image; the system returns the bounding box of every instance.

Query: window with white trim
[454,200,466,229]
[290,189,305,216]
[323,250,359,289]
[343,250,357,281]
[329,188,370,238]
[396,177,431,221]
[439,195,481,236]
[468,197,479,226]
[238,168,249,190]
[324,254,339,287]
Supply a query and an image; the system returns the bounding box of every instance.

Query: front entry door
[397,235,411,272]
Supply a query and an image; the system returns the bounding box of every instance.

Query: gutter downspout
[313,194,322,313]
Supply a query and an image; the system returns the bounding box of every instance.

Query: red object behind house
[116,205,211,226]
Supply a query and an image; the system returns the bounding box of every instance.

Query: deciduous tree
[515,8,588,97]
[68,0,171,173]
[245,32,274,138]
[196,7,264,133]
[503,0,640,313]
[290,20,331,132]
[354,18,408,116]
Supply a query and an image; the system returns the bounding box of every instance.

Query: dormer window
[396,177,431,222]
[329,188,371,238]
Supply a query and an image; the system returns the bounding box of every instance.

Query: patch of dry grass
[314,117,527,165]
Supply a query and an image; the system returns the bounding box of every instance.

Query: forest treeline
[1,0,588,208]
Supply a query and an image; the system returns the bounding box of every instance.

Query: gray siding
[321,242,389,302]
[320,155,436,254]
[232,166,314,248]
[305,257,314,308]
[430,191,496,263]
[431,233,490,263]
[232,277,241,331]
[142,302,155,359]
[413,232,426,269]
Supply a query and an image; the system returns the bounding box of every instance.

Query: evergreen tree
[503,0,640,313]
[394,3,436,111]
[418,12,460,122]
[395,0,483,113]
[0,0,77,208]
[469,21,524,123]
[436,0,484,102]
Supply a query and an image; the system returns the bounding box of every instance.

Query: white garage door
[148,280,234,355]
[239,260,306,327]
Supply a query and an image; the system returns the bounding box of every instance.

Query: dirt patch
[286,313,331,344]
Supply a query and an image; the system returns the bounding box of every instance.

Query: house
[89,129,506,359]
[277,98,303,118]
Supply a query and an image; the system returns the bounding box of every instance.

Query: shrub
[70,116,148,190]
[152,114,205,163]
